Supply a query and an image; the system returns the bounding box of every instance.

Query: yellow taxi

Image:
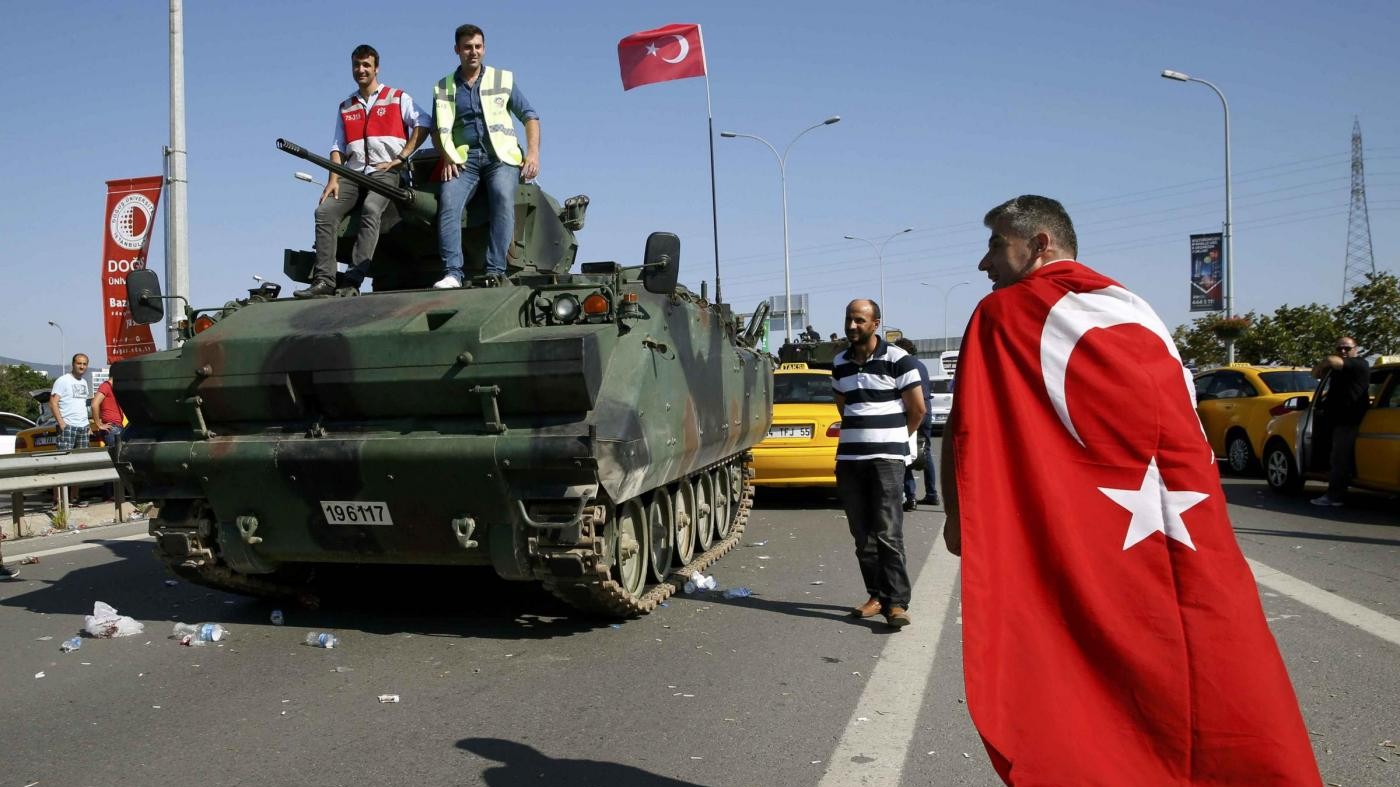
[1262,356,1399,496]
[14,392,103,453]
[1193,364,1315,474]
[748,363,842,487]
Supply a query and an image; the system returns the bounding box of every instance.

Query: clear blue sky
[5,0,1397,367]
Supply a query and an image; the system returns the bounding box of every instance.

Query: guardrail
[0,448,125,534]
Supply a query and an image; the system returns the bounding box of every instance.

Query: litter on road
[85,601,144,638]
[377,694,400,703]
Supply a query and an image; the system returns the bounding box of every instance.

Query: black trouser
[836,458,911,609]
[1327,423,1359,499]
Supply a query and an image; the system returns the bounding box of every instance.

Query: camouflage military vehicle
[776,337,849,370]
[113,140,774,617]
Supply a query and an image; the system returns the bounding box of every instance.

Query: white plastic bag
[83,601,145,638]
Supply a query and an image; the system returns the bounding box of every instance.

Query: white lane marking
[12,533,151,560]
[1247,557,1400,648]
[819,525,962,787]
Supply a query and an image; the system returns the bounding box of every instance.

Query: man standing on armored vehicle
[432,23,541,289]
[296,44,430,299]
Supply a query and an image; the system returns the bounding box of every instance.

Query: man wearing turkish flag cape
[945,196,1321,785]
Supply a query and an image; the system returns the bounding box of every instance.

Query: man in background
[894,338,937,509]
[1309,336,1370,507]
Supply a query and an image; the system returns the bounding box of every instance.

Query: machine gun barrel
[276,138,417,203]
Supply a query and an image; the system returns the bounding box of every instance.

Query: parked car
[1262,356,1399,497]
[928,376,953,434]
[748,363,842,487]
[0,412,38,454]
[14,393,103,453]
[1192,364,1315,474]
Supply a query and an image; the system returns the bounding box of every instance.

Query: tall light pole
[720,115,841,343]
[920,281,970,353]
[47,321,65,375]
[844,228,912,333]
[1162,68,1235,363]
[165,0,190,350]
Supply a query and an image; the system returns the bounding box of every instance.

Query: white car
[928,377,953,434]
[0,411,37,454]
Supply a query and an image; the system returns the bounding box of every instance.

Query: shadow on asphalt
[750,486,842,510]
[1232,526,1400,548]
[673,590,905,634]
[1218,478,1399,527]
[0,538,613,641]
[457,738,710,787]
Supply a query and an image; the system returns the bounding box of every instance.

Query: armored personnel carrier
[113,140,774,617]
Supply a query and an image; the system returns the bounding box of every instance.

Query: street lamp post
[920,281,970,353]
[1162,68,1235,363]
[844,228,912,333]
[47,320,65,375]
[720,116,841,344]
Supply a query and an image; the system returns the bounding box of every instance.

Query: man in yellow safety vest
[432,23,541,288]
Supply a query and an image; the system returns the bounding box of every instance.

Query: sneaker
[1309,495,1344,508]
[432,274,462,289]
[0,565,19,580]
[919,496,941,506]
[902,500,917,512]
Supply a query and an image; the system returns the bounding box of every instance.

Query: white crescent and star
[1035,284,1210,551]
[645,35,690,63]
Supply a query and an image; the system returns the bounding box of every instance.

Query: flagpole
[699,25,721,305]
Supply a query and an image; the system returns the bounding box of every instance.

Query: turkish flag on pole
[950,261,1321,784]
[617,23,706,91]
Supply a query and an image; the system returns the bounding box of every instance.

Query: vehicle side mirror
[126,269,165,325]
[642,232,680,295]
[1288,394,1310,410]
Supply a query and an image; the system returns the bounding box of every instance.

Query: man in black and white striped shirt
[831,299,926,628]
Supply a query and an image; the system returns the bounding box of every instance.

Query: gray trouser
[1327,423,1359,499]
[311,170,398,284]
[836,458,912,609]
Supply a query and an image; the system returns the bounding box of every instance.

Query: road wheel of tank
[673,479,697,566]
[694,471,716,552]
[609,499,649,598]
[1264,440,1303,495]
[712,466,733,540]
[1225,431,1258,475]
[729,463,744,507]
[648,489,675,584]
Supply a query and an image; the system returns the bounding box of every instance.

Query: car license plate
[767,425,813,439]
[36,436,55,446]
[932,413,947,423]
[321,501,393,526]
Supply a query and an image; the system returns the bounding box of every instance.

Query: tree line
[1172,271,1399,368]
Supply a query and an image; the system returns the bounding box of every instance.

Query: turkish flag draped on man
[951,261,1321,785]
[617,23,706,91]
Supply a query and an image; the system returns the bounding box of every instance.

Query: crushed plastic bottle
[304,632,339,649]
[172,622,227,645]
[722,587,753,599]
[60,636,82,653]
[683,573,717,594]
[270,609,285,626]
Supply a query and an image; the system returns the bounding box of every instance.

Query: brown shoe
[850,597,882,619]
[885,606,911,628]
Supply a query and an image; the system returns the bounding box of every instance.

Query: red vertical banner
[103,177,162,360]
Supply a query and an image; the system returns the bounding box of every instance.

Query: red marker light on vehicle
[826,421,841,437]
[193,315,216,334]
[583,293,609,315]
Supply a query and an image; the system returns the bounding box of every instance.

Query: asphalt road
[1,451,1396,787]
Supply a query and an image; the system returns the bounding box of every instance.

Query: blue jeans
[437,149,519,278]
[904,413,937,502]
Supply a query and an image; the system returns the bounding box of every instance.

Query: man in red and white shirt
[296,44,429,298]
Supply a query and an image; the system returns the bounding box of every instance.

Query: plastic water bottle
[172,622,227,644]
[60,636,82,653]
[304,632,338,648]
